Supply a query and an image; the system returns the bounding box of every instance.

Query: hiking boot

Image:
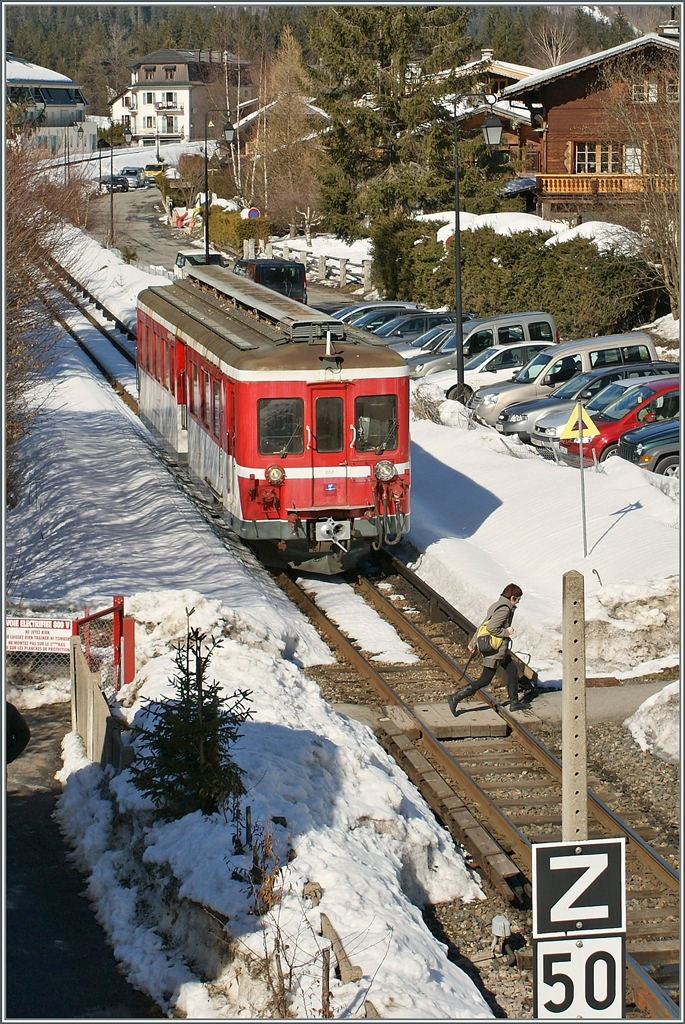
[447,686,472,716]
[509,700,526,712]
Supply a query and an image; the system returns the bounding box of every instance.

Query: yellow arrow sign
[559,403,600,440]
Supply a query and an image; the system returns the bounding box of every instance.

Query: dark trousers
[460,653,520,702]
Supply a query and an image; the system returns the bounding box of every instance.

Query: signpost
[559,403,599,557]
[533,838,626,1018]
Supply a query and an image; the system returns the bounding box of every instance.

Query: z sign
[533,838,625,938]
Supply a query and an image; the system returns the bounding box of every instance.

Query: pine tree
[130,624,252,820]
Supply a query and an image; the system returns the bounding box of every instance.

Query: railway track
[47,262,680,1018]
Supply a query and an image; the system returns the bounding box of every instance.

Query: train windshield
[355,395,398,453]
[258,398,304,456]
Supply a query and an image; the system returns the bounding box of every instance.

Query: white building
[6,52,99,154]
[111,48,254,148]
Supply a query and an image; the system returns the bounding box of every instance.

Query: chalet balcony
[539,174,678,195]
[155,101,184,112]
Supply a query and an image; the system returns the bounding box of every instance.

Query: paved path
[6,702,163,1019]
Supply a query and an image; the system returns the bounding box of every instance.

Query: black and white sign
[533,838,625,938]
[534,935,625,1018]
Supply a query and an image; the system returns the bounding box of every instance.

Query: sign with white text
[6,618,73,654]
[533,839,625,938]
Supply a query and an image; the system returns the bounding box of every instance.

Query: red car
[559,375,680,464]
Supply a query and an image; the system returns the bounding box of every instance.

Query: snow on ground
[6,220,680,1017]
[623,681,680,765]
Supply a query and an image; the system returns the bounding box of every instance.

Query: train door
[224,381,237,508]
[309,387,348,506]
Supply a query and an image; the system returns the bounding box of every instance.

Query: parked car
[558,375,680,464]
[346,305,422,330]
[332,301,421,323]
[99,175,130,193]
[406,311,559,379]
[469,332,657,427]
[617,417,680,477]
[389,317,475,358]
[424,342,555,402]
[233,257,307,303]
[174,249,226,278]
[497,361,680,444]
[143,162,166,180]
[373,311,457,344]
[120,166,148,189]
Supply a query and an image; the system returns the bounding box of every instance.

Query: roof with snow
[504,33,679,97]
[6,53,75,85]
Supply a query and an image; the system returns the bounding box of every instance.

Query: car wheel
[446,384,472,404]
[656,455,679,478]
[599,444,618,462]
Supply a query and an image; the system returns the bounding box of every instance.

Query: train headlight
[266,464,285,485]
[374,460,397,482]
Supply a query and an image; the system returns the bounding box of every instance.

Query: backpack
[475,602,510,657]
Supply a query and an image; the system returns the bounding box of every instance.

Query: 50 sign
[535,936,625,1018]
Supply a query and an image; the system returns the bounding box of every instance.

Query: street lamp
[204,110,235,263]
[97,136,108,187]
[123,125,132,146]
[453,95,504,402]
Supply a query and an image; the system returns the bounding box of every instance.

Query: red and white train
[136,266,411,572]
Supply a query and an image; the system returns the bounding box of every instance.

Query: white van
[174,249,225,279]
[468,332,657,426]
[421,342,553,402]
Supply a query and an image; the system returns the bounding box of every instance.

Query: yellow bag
[475,619,505,657]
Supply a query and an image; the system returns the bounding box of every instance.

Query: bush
[210,209,265,252]
[130,623,252,820]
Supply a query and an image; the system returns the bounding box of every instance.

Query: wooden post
[318,254,327,280]
[362,259,372,292]
[339,258,348,288]
[283,244,290,260]
[265,241,273,257]
[247,237,255,259]
[561,570,588,841]
[243,239,249,258]
[322,946,331,1018]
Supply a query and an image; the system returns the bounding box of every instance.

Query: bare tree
[530,14,576,67]
[598,47,680,318]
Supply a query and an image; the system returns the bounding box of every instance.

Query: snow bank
[623,681,680,764]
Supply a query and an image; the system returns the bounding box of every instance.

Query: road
[86,185,358,314]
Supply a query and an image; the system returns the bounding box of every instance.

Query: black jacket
[7,702,31,763]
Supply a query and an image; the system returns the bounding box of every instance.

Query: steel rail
[625,952,680,1019]
[367,557,679,892]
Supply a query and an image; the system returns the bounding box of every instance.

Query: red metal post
[113,595,124,692]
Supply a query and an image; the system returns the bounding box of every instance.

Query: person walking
[6,702,31,763]
[448,584,526,714]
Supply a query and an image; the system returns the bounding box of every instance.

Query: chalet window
[164,66,176,80]
[666,80,679,102]
[630,78,658,102]
[145,68,155,81]
[624,145,642,174]
[575,142,621,174]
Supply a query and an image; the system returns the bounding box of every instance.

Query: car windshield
[464,347,499,370]
[585,382,634,414]
[513,351,551,383]
[408,326,451,350]
[600,383,660,421]
[433,329,457,354]
[551,372,596,400]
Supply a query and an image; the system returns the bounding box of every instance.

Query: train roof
[137,281,409,375]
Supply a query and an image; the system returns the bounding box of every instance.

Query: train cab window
[355,395,398,453]
[258,398,304,455]
[316,397,343,453]
[201,371,211,427]
[212,380,221,436]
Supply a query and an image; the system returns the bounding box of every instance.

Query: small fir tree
[130,622,252,820]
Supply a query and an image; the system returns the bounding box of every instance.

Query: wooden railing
[539,174,678,195]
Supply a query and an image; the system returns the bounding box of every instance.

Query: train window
[168,345,175,394]
[316,397,343,453]
[258,398,304,456]
[212,380,221,436]
[201,371,211,427]
[355,395,398,453]
[158,336,164,382]
[189,362,198,415]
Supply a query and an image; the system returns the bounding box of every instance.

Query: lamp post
[453,94,504,402]
[204,110,235,264]
[97,136,108,187]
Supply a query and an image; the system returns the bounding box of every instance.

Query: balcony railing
[154,102,184,112]
[539,174,678,195]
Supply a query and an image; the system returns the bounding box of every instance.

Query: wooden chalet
[503,32,680,224]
